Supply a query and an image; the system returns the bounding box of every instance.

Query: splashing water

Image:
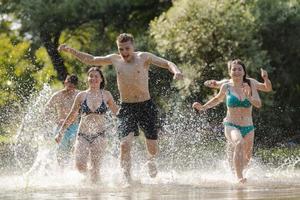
[1,86,300,199]
[12,84,54,173]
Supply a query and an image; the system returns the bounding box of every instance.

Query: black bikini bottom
[78,132,105,144]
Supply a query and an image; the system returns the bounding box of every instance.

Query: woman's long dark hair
[228,59,251,89]
[87,67,106,89]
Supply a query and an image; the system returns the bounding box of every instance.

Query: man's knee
[120,142,131,154]
[146,139,158,157]
[120,132,134,153]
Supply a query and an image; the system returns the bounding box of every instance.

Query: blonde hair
[116,33,134,43]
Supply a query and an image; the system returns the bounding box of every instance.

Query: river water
[1,85,300,200]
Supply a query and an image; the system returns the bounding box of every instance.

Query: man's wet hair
[65,74,78,86]
[116,33,134,43]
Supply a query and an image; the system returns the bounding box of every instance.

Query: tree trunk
[40,32,68,81]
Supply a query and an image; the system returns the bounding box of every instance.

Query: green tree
[150,0,269,103]
[150,0,300,145]
[0,33,58,134]
[0,0,172,81]
[253,0,300,126]
[248,0,300,145]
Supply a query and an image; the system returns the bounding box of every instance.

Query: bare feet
[238,178,247,184]
[121,169,132,186]
[147,160,158,178]
[90,175,99,184]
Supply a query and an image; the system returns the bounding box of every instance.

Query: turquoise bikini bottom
[223,122,254,137]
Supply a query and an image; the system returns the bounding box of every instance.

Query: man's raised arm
[58,44,113,66]
[145,52,183,80]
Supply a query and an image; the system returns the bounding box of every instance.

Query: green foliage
[1,0,173,82]
[150,0,269,101]
[0,33,34,104]
[0,0,173,136]
[0,33,57,136]
[1,0,299,148]
[150,0,300,145]
[252,0,300,131]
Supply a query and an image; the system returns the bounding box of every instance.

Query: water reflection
[2,183,300,200]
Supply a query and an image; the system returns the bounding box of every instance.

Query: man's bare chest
[115,63,148,78]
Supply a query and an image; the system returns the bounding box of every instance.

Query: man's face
[64,80,76,91]
[117,41,134,62]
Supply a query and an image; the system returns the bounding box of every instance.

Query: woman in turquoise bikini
[192,59,261,183]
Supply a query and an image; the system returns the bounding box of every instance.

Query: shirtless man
[58,33,183,182]
[45,74,80,168]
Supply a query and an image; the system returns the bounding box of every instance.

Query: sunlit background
[0,0,300,199]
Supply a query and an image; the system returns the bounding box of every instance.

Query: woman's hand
[204,80,217,88]
[242,83,251,98]
[173,72,184,80]
[260,68,269,80]
[192,102,204,111]
[58,44,71,53]
[55,132,63,144]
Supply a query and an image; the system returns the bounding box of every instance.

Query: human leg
[139,100,159,177]
[224,125,245,182]
[225,141,234,174]
[145,139,158,177]
[117,103,139,182]
[120,132,134,182]
[90,135,106,183]
[74,134,90,174]
[57,124,78,167]
[242,131,254,169]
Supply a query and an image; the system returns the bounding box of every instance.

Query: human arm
[243,82,262,108]
[58,44,113,66]
[192,84,227,111]
[54,93,82,143]
[106,91,119,115]
[143,52,183,80]
[250,68,272,92]
[204,79,229,89]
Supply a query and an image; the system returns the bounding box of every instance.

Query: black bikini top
[80,90,108,115]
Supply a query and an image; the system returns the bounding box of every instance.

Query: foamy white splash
[1,85,300,200]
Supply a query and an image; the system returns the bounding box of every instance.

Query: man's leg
[57,124,78,168]
[139,100,159,178]
[145,138,158,177]
[57,135,72,169]
[120,132,134,182]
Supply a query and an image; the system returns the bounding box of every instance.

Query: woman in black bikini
[55,67,119,183]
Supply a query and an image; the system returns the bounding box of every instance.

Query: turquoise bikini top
[226,85,251,108]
